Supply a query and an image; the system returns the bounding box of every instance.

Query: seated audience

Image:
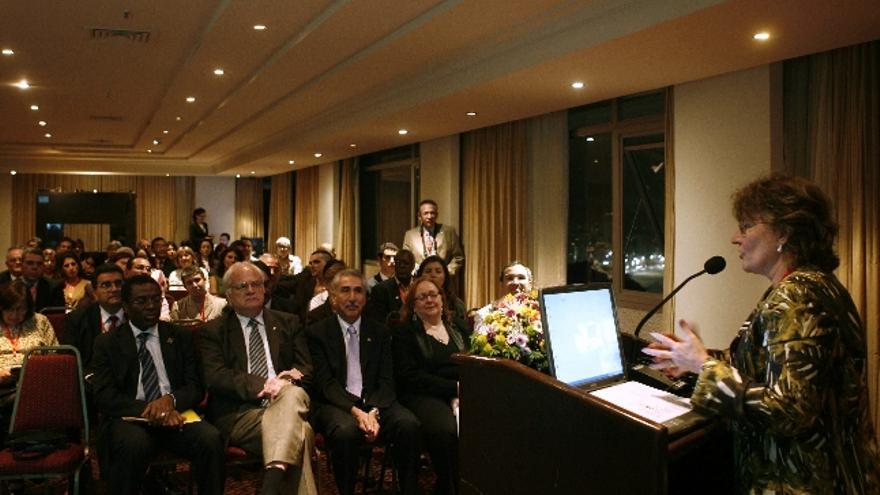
[126,255,176,322]
[168,246,210,292]
[56,237,75,255]
[473,261,534,324]
[170,265,226,322]
[62,264,126,379]
[0,247,24,284]
[255,254,297,315]
[198,238,215,273]
[20,248,64,312]
[109,247,135,273]
[80,252,98,281]
[393,277,465,495]
[367,242,398,293]
[293,249,333,322]
[151,237,177,277]
[275,237,303,275]
[56,252,93,312]
[42,247,57,278]
[200,262,317,495]
[365,249,416,325]
[211,245,244,296]
[0,281,58,435]
[305,259,346,326]
[91,275,225,494]
[307,268,420,495]
[415,255,468,334]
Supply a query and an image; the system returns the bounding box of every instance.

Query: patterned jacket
[691,268,880,494]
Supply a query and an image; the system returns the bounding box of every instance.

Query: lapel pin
[166,337,174,344]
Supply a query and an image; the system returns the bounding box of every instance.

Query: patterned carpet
[13,447,437,494]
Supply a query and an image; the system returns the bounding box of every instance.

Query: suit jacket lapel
[328,318,347,382]
[226,312,248,372]
[157,323,175,386]
[262,310,282,373]
[116,324,139,393]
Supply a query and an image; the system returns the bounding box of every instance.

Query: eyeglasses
[381,255,396,262]
[414,291,440,302]
[229,280,265,292]
[97,280,124,289]
[129,295,163,307]
[737,220,764,234]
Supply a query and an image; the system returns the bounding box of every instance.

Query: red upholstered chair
[39,307,67,342]
[0,346,89,494]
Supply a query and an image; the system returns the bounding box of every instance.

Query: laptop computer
[539,283,709,436]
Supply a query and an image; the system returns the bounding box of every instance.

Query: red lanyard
[3,325,20,358]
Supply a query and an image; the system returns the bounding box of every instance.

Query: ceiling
[1,0,877,177]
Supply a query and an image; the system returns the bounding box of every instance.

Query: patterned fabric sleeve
[691,282,833,436]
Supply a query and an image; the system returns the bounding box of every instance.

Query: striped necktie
[248,318,268,378]
[137,332,161,403]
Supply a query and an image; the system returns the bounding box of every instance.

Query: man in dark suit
[200,262,316,495]
[90,275,225,494]
[61,263,126,378]
[20,247,64,311]
[255,255,297,315]
[307,268,420,495]
[290,249,333,322]
[0,247,24,284]
[365,249,415,325]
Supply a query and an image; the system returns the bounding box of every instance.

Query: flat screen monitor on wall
[35,191,136,247]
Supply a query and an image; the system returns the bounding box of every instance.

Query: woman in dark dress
[415,255,469,335]
[392,277,465,495]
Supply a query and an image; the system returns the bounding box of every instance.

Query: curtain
[461,120,528,309]
[235,178,264,241]
[294,167,320,262]
[10,174,191,250]
[782,40,879,437]
[268,172,293,246]
[336,158,360,268]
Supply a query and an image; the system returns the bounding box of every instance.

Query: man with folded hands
[91,274,225,494]
[200,261,317,495]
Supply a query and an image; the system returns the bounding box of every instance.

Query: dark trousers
[312,402,420,495]
[404,395,459,495]
[103,419,225,495]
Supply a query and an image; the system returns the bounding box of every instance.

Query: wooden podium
[454,354,733,495]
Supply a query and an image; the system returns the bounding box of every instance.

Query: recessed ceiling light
[44,133,52,138]
[349,144,357,148]
[571,81,585,89]
[398,129,408,135]
[235,173,241,178]
[185,96,196,103]
[753,31,770,41]
[165,173,170,177]
[253,24,267,31]
[147,149,153,153]
[1,48,13,56]
[466,112,477,117]
[29,104,39,111]
[175,116,182,121]
[250,171,255,175]
[586,136,595,142]
[213,68,225,76]
[92,189,98,194]
[38,121,47,127]
[15,79,30,90]
[314,153,323,158]
[152,139,161,145]
[288,160,295,165]
[10,171,17,176]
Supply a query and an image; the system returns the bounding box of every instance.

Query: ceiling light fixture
[44,133,52,138]
[29,104,39,111]
[288,160,295,165]
[92,189,98,194]
[38,121,47,127]
[571,81,585,89]
[235,173,241,178]
[165,173,170,177]
[10,171,17,176]
[586,136,595,142]
[152,139,160,145]
[162,130,169,134]
[175,116,182,121]
[213,68,225,76]
[398,129,408,135]
[314,153,322,158]
[185,96,196,103]
[253,24,267,31]
[753,31,770,41]
[466,111,477,117]
[15,79,30,90]
[1,48,13,56]
[147,149,153,153]
[349,144,357,148]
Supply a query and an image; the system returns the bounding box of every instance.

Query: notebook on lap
[539,283,708,436]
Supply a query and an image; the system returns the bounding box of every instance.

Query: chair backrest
[43,312,66,341]
[10,346,87,439]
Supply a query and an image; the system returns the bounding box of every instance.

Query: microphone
[632,255,726,339]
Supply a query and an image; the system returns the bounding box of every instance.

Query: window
[359,145,420,263]
[567,90,668,308]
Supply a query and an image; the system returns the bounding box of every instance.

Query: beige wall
[0,175,11,251]
[672,65,773,348]
[420,135,461,230]
[317,162,338,252]
[194,176,236,241]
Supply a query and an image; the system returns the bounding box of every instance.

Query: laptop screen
[540,284,626,389]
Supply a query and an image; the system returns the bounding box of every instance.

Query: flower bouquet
[469,289,548,372]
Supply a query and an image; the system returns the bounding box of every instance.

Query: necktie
[104,315,118,333]
[137,332,161,403]
[248,319,268,378]
[345,326,363,398]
